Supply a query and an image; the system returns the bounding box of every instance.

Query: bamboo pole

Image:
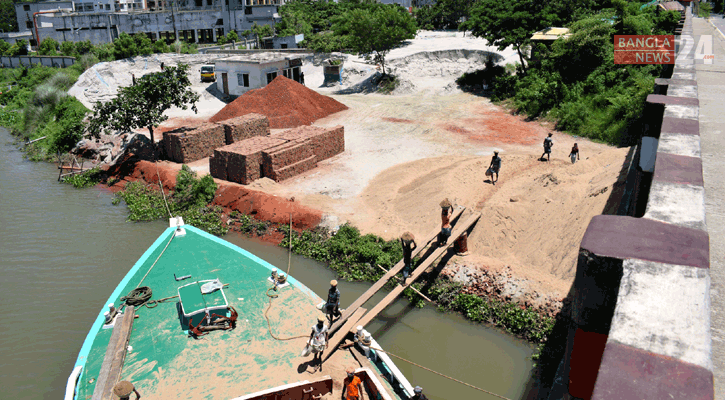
[376,264,434,303]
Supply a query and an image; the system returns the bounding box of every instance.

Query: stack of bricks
[209,124,345,184]
[261,140,317,182]
[163,123,225,163]
[275,125,345,162]
[218,113,270,145]
[210,136,286,184]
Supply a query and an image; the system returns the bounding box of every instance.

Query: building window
[244,6,252,14]
[26,21,33,29]
[106,4,111,9]
[280,43,287,49]
[23,5,30,11]
[266,72,277,84]
[238,73,249,87]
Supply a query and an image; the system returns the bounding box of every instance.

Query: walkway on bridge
[323,207,481,361]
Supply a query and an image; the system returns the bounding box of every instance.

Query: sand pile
[209,76,348,128]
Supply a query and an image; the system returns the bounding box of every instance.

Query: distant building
[14,0,283,47]
[214,53,302,96]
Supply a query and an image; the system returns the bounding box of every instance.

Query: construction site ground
[71,31,630,303]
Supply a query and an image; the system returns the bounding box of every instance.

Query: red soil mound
[209,75,348,128]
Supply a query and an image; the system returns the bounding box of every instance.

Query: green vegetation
[278,0,415,56]
[333,5,417,75]
[375,74,400,94]
[87,64,200,138]
[62,166,103,188]
[414,0,475,31]
[278,223,554,343]
[0,65,89,160]
[461,0,680,144]
[0,0,18,32]
[698,1,712,17]
[113,165,227,235]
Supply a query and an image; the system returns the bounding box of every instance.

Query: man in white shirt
[309,315,329,369]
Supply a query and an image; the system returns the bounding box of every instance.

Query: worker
[300,71,305,86]
[541,133,553,161]
[326,280,341,323]
[160,62,165,70]
[411,386,428,400]
[488,150,501,185]
[438,199,453,246]
[354,325,373,358]
[341,367,365,400]
[400,232,417,282]
[113,381,141,400]
[569,143,580,164]
[132,73,136,86]
[309,315,329,368]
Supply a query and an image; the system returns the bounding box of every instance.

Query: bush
[113,32,138,59]
[38,38,60,56]
[376,74,399,94]
[62,166,103,188]
[152,39,170,54]
[227,31,239,42]
[173,165,217,208]
[699,1,712,17]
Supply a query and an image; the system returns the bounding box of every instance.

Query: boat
[65,219,414,400]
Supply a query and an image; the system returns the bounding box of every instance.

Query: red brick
[163,123,225,163]
[219,113,270,145]
[212,136,286,184]
[271,155,318,182]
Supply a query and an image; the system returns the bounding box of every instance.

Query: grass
[61,166,103,188]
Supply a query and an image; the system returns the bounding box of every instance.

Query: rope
[136,231,175,288]
[286,213,292,277]
[121,286,152,308]
[368,345,512,400]
[263,286,309,342]
[155,162,172,219]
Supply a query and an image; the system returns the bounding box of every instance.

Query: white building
[214,53,303,96]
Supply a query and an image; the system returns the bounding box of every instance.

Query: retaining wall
[552,7,714,400]
[1,55,76,68]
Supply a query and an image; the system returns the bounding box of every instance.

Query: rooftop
[531,27,571,41]
[216,53,302,65]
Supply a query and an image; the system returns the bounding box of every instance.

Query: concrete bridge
[549,7,725,400]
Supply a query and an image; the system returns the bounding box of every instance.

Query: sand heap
[209,76,348,128]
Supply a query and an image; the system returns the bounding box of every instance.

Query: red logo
[614,35,675,64]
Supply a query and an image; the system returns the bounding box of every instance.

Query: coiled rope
[367,345,512,400]
[263,286,309,341]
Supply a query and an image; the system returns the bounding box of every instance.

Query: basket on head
[113,381,134,398]
[440,199,452,208]
[401,231,414,241]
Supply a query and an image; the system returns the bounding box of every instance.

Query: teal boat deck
[73,226,402,400]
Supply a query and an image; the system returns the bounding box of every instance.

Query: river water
[0,128,535,400]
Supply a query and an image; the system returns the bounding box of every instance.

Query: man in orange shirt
[341,368,365,400]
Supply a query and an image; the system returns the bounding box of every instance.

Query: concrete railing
[1,55,76,68]
[552,7,714,400]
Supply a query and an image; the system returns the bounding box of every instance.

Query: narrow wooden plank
[91,306,135,400]
[328,206,465,335]
[323,307,367,362]
[354,212,481,329]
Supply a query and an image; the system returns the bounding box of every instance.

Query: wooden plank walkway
[91,307,135,400]
[353,212,481,329]
[328,206,466,336]
[323,308,367,362]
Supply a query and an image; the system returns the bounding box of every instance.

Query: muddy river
[0,128,535,399]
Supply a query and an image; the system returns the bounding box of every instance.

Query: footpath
[695,15,725,399]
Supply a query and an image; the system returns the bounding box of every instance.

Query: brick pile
[209,75,348,128]
[210,124,345,184]
[163,123,225,163]
[261,140,317,182]
[275,125,345,162]
[219,113,270,145]
[211,136,286,184]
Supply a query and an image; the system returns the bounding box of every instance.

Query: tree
[113,32,138,59]
[461,0,555,73]
[0,0,18,33]
[0,39,10,56]
[87,64,200,139]
[38,38,60,56]
[6,39,29,56]
[60,41,77,57]
[227,30,239,43]
[333,5,417,75]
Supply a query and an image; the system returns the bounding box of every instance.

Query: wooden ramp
[354,212,481,329]
[91,307,135,400]
[323,308,367,362]
[328,206,466,336]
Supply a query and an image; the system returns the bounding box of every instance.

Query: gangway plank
[353,212,481,330]
[328,206,466,335]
